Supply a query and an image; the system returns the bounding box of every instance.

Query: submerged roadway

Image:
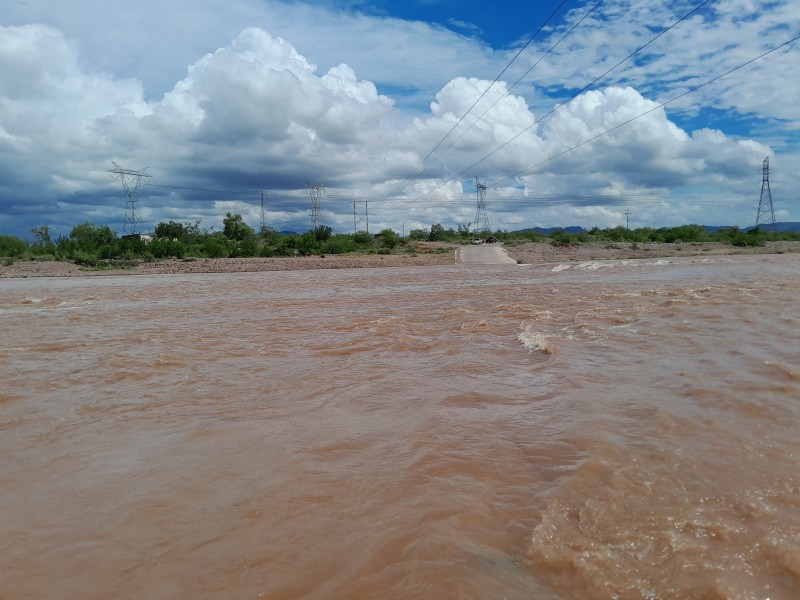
[455,243,519,265]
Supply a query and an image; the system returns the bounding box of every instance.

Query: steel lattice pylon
[755,156,776,231]
[353,201,369,234]
[260,190,268,231]
[306,183,325,231]
[473,177,490,234]
[109,162,151,235]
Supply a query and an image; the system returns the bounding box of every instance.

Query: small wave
[518,325,554,354]
[575,261,608,271]
[763,361,799,381]
[551,264,571,272]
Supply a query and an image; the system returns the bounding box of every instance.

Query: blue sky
[1,0,798,238]
[321,0,550,47]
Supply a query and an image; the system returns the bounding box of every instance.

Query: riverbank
[503,239,800,266]
[2,240,798,278]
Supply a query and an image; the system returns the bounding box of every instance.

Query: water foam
[518,324,554,353]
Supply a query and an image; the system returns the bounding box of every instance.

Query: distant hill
[511,223,800,234]
[514,226,586,235]
[707,223,800,233]
[754,222,800,232]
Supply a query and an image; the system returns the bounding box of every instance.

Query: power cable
[381,0,570,203]
[428,0,606,173]
[390,0,713,208]
[489,33,800,188]
[378,32,800,216]
[145,183,257,196]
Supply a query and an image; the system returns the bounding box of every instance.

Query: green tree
[69,223,116,251]
[312,225,333,242]
[429,223,445,241]
[154,220,202,241]
[222,213,256,241]
[30,225,53,248]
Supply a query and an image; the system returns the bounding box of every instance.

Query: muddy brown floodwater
[1,254,799,599]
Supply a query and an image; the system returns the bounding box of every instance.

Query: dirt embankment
[502,240,800,266]
[2,240,798,278]
[0,245,455,278]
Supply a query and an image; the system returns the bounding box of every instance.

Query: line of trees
[0,214,410,266]
[2,216,796,266]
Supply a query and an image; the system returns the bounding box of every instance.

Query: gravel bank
[3,240,798,278]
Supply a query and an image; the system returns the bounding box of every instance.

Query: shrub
[0,235,28,257]
[353,231,373,245]
[548,229,575,246]
[312,225,333,242]
[149,238,186,259]
[731,232,766,247]
[320,235,354,255]
[229,237,258,257]
[296,232,320,256]
[71,250,100,266]
[379,229,400,249]
[203,236,229,258]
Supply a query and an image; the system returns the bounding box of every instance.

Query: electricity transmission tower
[259,190,268,231]
[306,183,325,231]
[354,201,369,233]
[473,177,490,234]
[755,156,776,231]
[109,162,151,234]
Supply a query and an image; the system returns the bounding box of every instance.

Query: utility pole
[109,162,151,235]
[755,156,776,232]
[473,176,490,234]
[259,190,268,231]
[354,201,369,233]
[306,182,325,231]
[624,209,631,229]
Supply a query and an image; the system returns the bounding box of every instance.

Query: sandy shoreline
[2,240,798,278]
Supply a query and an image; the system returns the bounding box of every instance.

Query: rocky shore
[2,240,798,278]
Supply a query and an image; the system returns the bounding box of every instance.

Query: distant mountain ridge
[514,226,586,235]
[513,223,800,234]
[747,222,800,232]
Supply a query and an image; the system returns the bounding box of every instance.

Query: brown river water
[1,254,799,599]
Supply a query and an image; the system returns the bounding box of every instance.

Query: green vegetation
[2,216,798,269]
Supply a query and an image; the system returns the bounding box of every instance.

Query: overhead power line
[380,0,571,204]
[379,33,800,215]
[145,183,256,196]
[430,0,606,171]
[489,33,800,189]
[391,0,713,209]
